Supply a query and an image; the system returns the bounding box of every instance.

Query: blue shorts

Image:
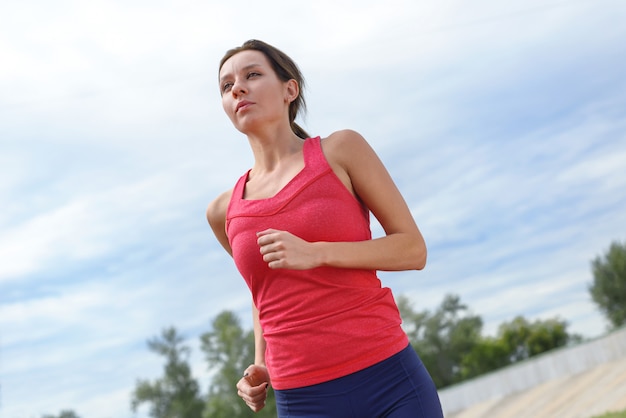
[274,344,443,418]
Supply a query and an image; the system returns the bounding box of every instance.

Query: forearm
[252,303,266,366]
[315,231,426,271]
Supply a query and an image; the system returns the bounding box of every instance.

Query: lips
[236,100,253,113]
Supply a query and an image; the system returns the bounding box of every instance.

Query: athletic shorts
[274,344,444,418]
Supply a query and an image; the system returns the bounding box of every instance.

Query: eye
[221,82,233,94]
[247,71,261,79]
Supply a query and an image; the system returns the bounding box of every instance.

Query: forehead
[219,50,271,79]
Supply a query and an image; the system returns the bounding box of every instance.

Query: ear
[285,79,299,103]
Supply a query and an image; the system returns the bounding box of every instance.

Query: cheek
[222,96,234,118]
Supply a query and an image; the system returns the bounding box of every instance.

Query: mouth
[236,100,253,113]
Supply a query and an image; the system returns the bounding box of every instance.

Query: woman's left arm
[318,129,426,271]
[257,129,426,271]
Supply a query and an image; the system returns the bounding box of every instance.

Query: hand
[257,229,318,270]
[237,365,270,412]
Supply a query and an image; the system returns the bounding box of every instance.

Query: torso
[224,136,408,390]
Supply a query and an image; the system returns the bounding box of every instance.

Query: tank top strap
[227,170,250,213]
[303,137,327,170]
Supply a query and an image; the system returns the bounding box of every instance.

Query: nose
[231,78,247,97]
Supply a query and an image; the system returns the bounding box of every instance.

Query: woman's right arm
[252,302,267,367]
[206,190,268,372]
[207,191,270,411]
[237,303,270,413]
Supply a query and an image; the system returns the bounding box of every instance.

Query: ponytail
[291,122,310,139]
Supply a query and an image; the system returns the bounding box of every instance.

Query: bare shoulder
[323,129,383,168]
[206,189,234,255]
[321,129,374,166]
[323,129,368,150]
[206,189,233,227]
[319,130,382,198]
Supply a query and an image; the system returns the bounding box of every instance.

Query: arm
[207,192,270,410]
[206,189,233,256]
[318,129,426,270]
[257,129,426,271]
[252,302,267,367]
[236,302,270,412]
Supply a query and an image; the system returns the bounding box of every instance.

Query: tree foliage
[589,240,626,329]
[461,315,581,380]
[399,294,581,388]
[200,311,276,418]
[131,313,276,418]
[459,336,510,380]
[42,411,81,418]
[131,327,204,418]
[499,316,574,361]
[399,294,483,388]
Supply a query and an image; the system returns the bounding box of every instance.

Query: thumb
[244,367,266,387]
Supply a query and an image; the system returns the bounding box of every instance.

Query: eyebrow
[219,63,263,83]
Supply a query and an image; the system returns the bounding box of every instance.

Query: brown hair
[219,39,310,139]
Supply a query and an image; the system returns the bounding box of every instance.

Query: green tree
[459,336,511,380]
[589,240,626,329]
[200,311,276,418]
[400,294,483,388]
[42,411,81,418]
[131,327,204,418]
[399,294,583,386]
[460,316,581,380]
[523,317,572,356]
[397,295,429,343]
[497,316,576,359]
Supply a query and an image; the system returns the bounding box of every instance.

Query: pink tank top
[226,137,409,390]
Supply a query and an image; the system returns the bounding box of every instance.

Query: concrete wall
[438,326,626,415]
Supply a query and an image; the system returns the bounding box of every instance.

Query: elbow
[390,232,426,271]
[415,247,427,270]
[410,235,427,270]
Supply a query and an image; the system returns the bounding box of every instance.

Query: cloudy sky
[1,0,625,416]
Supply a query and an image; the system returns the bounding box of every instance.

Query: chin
[234,118,263,135]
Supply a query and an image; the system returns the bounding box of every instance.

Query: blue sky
[1,0,625,416]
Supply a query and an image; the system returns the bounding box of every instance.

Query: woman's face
[219,50,294,134]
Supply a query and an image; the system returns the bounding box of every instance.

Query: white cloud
[0,169,178,281]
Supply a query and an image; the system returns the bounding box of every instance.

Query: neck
[246,124,305,172]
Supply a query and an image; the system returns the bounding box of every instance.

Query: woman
[207,39,443,417]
